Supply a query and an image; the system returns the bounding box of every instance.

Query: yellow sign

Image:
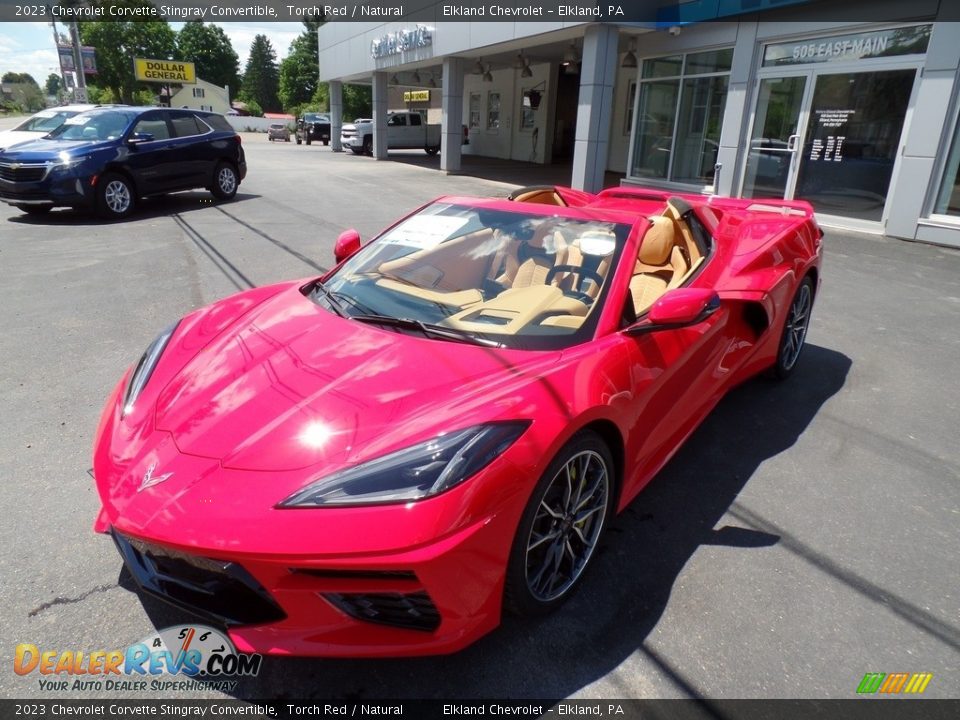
[403,90,430,102]
[133,58,196,84]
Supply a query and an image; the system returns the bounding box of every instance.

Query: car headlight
[122,322,179,416]
[278,421,530,508]
[48,155,87,174]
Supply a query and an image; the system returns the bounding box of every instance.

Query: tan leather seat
[663,200,701,266]
[629,216,689,314]
[496,224,568,290]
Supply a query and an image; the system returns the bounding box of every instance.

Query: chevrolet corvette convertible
[93,186,822,656]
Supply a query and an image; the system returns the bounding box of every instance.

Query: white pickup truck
[341,112,442,156]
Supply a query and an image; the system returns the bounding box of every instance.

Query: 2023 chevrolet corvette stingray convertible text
[92,185,823,656]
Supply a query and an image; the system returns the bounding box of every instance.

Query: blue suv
[0,106,246,220]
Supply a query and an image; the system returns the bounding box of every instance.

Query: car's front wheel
[296,136,302,145]
[362,136,372,155]
[210,162,239,201]
[96,173,135,220]
[504,430,614,617]
[425,146,439,156]
[770,275,814,380]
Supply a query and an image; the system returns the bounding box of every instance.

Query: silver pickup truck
[341,111,442,156]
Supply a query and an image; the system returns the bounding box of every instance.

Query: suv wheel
[97,173,135,220]
[211,162,239,201]
[362,136,372,155]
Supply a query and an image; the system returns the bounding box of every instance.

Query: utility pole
[49,17,70,102]
[69,20,88,102]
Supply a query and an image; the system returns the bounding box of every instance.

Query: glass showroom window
[630,49,732,185]
[935,120,960,216]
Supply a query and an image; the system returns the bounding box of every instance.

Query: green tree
[278,18,325,112]
[343,85,372,122]
[175,21,240,96]
[2,72,39,85]
[78,0,176,104]
[240,34,280,113]
[45,73,62,96]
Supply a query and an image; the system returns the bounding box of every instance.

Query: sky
[0,21,303,91]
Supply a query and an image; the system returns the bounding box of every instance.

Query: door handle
[786,134,800,152]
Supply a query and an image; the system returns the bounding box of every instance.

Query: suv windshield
[14,110,84,133]
[47,110,138,141]
[318,203,631,350]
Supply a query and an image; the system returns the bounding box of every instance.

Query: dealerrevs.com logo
[14,625,262,692]
[856,672,934,695]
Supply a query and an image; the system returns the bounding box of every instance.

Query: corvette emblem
[138,462,173,492]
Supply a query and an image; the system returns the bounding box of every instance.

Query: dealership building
[318,1,960,248]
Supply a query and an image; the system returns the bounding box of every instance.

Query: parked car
[0,104,108,152]
[342,111,441,155]
[92,184,822,657]
[295,113,330,145]
[267,123,291,142]
[0,107,246,219]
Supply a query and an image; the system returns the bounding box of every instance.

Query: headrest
[639,216,676,266]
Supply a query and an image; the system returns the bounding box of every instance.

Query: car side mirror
[625,288,720,336]
[334,229,362,264]
[127,132,154,145]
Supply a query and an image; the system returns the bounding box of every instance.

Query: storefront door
[740,25,930,226]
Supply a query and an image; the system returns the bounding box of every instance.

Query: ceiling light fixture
[622,39,638,68]
[482,65,493,82]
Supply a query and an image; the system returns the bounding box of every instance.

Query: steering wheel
[546,264,604,304]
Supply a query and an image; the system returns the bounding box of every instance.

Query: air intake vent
[323,591,441,632]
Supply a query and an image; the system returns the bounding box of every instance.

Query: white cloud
[0,23,61,89]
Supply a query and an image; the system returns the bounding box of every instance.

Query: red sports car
[93,186,822,657]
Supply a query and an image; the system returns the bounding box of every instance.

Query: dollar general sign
[134,58,196,84]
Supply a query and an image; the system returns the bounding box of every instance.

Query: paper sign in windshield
[383,216,470,249]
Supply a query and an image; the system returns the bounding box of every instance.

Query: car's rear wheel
[15,204,52,216]
[323,140,329,146]
[296,137,302,145]
[425,146,439,156]
[210,162,239,201]
[96,173,135,220]
[770,276,814,380]
[306,136,312,146]
[504,430,613,617]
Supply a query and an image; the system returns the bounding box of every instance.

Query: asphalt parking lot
[1,125,958,703]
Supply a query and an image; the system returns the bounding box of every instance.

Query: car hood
[0,137,112,161]
[0,130,45,151]
[155,288,560,473]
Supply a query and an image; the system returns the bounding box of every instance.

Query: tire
[362,135,372,156]
[425,146,439,156]
[15,204,52,216]
[96,173,135,220]
[268,136,273,142]
[504,430,614,617]
[770,276,814,380]
[306,137,312,146]
[350,147,362,155]
[296,137,302,145]
[210,161,239,201]
[323,140,329,146]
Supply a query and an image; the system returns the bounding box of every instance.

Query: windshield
[304,113,329,123]
[318,203,631,350]
[47,110,138,141]
[14,110,82,133]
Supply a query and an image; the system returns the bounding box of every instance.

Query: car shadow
[117,343,851,700]
[5,191,259,226]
